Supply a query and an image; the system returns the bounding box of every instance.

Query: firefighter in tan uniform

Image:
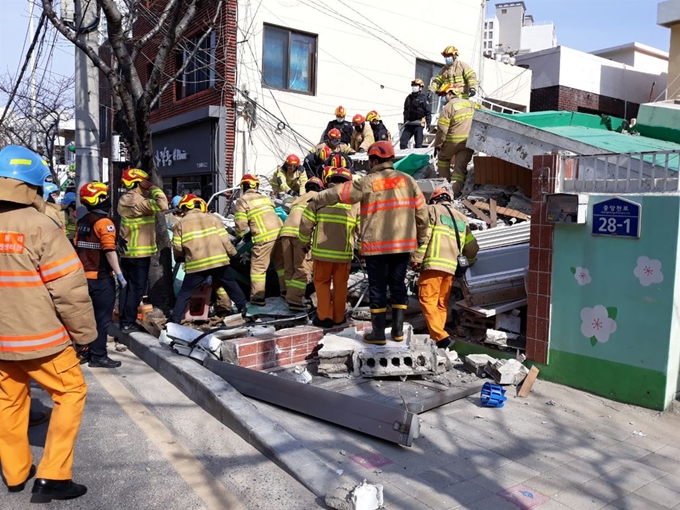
[429,45,478,99]
[278,176,324,311]
[62,192,77,244]
[299,167,359,328]
[350,114,375,153]
[117,168,169,333]
[271,154,308,198]
[170,195,248,322]
[233,174,282,305]
[412,188,479,350]
[0,145,96,501]
[41,182,66,232]
[312,141,429,345]
[433,84,475,197]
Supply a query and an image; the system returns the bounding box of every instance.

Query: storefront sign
[152,120,214,177]
[592,197,641,239]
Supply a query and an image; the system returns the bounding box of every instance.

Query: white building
[591,42,669,76]
[486,2,557,56]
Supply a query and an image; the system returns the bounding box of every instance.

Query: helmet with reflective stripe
[366,110,380,123]
[438,83,461,97]
[430,187,452,204]
[305,176,325,192]
[317,146,332,161]
[352,114,365,125]
[327,128,342,142]
[329,168,352,183]
[62,192,77,207]
[334,106,346,117]
[178,193,207,213]
[0,145,50,186]
[80,181,109,206]
[411,78,425,87]
[239,173,260,189]
[367,140,395,160]
[328,153,349,168]
[121,168,149,188]
[43,182,59,200]
[285,154,301,166]
[442,45,459,57]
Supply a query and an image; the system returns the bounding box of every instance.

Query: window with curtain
[175,32,216,100]
[262,24,316,95]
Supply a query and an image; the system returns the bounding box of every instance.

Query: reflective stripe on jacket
[298,200,359,263]
[435,98,475,146]
[428,60,478,95]
[172,209,237,273]
[272,166,308,195]
[233,189,282,244]
[279,191,317,238]
[117,187,169,258]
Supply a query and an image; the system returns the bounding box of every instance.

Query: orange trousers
[313,260,351,324]
[0,346,87,485]
[418,269,454,341]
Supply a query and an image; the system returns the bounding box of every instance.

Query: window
[415,58,443,89]
[484,31,488,39]
[501,9,507,13]
[175,32,216,100]
[489,21,494,29]
[484,21,488,29]
[262,24,317,94]
[99,105,109,144]
[147,64,160,111]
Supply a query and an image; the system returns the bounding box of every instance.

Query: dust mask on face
[445,56,454,65]
[336,117,344,123]
[411,86,420,93]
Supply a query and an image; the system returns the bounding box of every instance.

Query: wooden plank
[517,365,540,397]
[462,199,492,224]
[471,201,530,221]
[490,198,498,228]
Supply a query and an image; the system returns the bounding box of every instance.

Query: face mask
[53,194,62,205]
[329,139,339,147]
[336,117,344,123]
[411,86,420,93]
[445,56,454,65]
[354,124,363,132]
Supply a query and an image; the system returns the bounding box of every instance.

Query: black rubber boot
[390,304,407,342]
[436,336,453,350]
[363,310,387,345]
[31,479,87,502]
[88,354,122,369]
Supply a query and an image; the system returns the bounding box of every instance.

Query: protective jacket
[64,207,77,241]
[321,120,353,144]
[312,142,353,155]
[0,201,96,361]
[350,124,375,152]
[279,191,318,238]
[172,209,237,273]
[118,187,169,258]
[44,202,66,232]
[412,203,479,274]
[403,91,432,125]
[428,60,478,96]
[434,97,475,146]
[370,121,391,142]
[272,165,308,196]
[75,211,116,279]
[234,189,282,244]
[312,161,428,256]
[299,200,359,263]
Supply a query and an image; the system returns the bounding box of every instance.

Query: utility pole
[28,0,37,151]
[74,0,100,193]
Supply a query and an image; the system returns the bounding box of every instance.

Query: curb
[120,329,343,498]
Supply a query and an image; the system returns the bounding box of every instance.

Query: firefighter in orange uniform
[311,141,429,345]
[412,188,479,349]
[0,145,96,501]
[299,167,359,328]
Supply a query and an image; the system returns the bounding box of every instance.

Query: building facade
[591,42,669,76]
[487,1,557,56]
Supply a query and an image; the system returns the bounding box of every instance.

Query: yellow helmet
[442,46,460,57]
[366,110,380,123]
[178,193,207,213]
[79,181,109,207]
[437,84,461,97]
[121,168,149,188]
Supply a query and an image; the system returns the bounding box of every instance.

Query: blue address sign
[591,197,641,238]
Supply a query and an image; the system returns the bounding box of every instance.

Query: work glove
[116,273,128,289]
[239,252,250,264]
[468,89,476,97]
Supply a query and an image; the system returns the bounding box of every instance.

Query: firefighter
[75,182,127,368]
[0,145,95,501]
[350,114,375,153]
[366,111,390,142]
[433,84,475,197]
[233,174,282,305]
[170,194,248,322]
[320,106,353,145]
[299,167,359,328]
[311,141,428,345]
[401,78,432,149]
[272,154,308,198]
[62,191,77,243]
[412,188,479,349]
[428,45,478,99]
[41,182,66,231]
[278,176,324,311]
[303,145,333,179]
[117,168,169,334]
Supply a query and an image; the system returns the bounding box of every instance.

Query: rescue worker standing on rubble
[350,114,375,153]
[412,188,479,350]
[366,111,390,142]
[117,168,169,333]
[41,181,66,232]
[429,46,478,99]
[234,174,283,306]
[278,176,325,311]
[170,194,248,322]
[299,167,360,328]
[75,182,126,368]
[311,141,428,345]
[433,84,475,198]
[62,191,78,244]
[401,78,432,149]
[321,106,353,145]
[0,145,95,501]
[272,154,308,198]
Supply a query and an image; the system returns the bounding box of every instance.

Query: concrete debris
[495,313,522,334]
[163,322,223,362]
[463,354,498,377]
[292,365,312,384]
[547,400,556,406]
[633,431,646,437]
[515,351,526,363]
[485,358,529,386]
[325,481,384,510]
[485,328,519,348]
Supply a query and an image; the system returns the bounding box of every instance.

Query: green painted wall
[548,195,680,410]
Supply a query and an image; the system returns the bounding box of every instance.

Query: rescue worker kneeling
[412,188,479,350]
[0,145,96,501]
[170,194,248,323]
[299,167,359,328]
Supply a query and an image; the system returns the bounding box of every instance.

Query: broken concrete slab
[485,328,520,348]
[485,358,529,385]
[463,354,498,377]
[495,313,522,334]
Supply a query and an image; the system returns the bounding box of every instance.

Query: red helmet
[334,106,346,117]
[352,114,365,125]
[79,181,108,206]
[285,154,300,166]
[366,110,380,123]
[367,141,395,160]
[330,168,352,183]
[178,193,207,212]
[121,168,149,188]
[239,174,260,189]
[305,176,325,191]
[317,146,332,161]
[438,83,461,97]
[430,187,453,204]
[322,166,336,184]
[328,153,349,168]
[328,128,342,141]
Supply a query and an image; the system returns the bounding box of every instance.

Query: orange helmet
[305,176,325,191]
[121,168,149,188]
[327,128,342,142]
[430,187,452,204]
[352,114,365,125]
[411,78,425,87]
[285,154,301,166]
[367,141,395,160]
[328,153,349,168]
[438,83,461,97]
[239,174,260,189]
[442,45,459,57]
[366,110,380,123]
[79,181,108,207]
[334,106,346,117]
[317,146,332,161]
[178,193,207,213]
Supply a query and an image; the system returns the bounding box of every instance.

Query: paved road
[0,348,320,510]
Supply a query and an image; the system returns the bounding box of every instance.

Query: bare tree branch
[132,0,178,59]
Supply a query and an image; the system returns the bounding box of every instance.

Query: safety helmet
[438,83,461,97]
[305,176,325,192]
[285,154,301,166]
[62,192,77,207]
[442,45,460,57]
[366,110,380,123]
[328,153,349,168]
[411,78,425,87]
[327,128,342,142]
[367,141,395,160]
[178,193,207,213]
[352,114,365,125]
[430,187,453,204]
[239,174,260,189]
[121,168,149,188]
[43,182,59,200]
[0,145,50,186]
[329,168,352,183]
[171,195,182,208]
[334,106,346,117]
[79,181,109,207]
[317,146,332,161]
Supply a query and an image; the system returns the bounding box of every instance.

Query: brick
[538,273,551,296]
[536,318,550,342]
[527,270,539,298]
[538,249,553,274]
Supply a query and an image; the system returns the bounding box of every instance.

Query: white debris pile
[462,353,529,386]
[325,480,384,510]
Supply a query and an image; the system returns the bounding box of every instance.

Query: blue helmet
[171,195,182,208]
[43,182,59,200]
[0,145,50,186]
[62,192,77,207]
